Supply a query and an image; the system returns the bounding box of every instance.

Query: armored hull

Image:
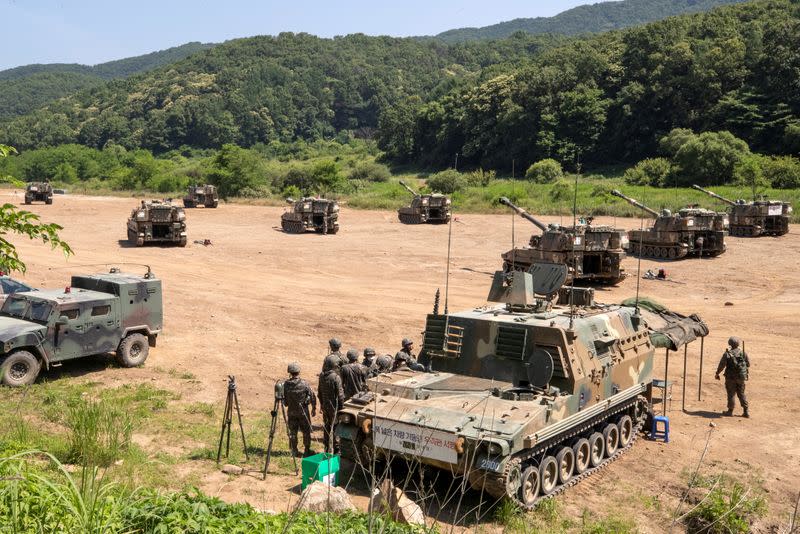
[24,182,53,205]
[397,181,451,224]
[183,184,219,208]
[692,185,790,237]
[126,200,187,247]
[281,197,339,234]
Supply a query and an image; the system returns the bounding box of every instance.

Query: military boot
[742,409,749,418]
[723,409,733,416]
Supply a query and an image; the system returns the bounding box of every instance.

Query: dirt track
[7,191,800,528]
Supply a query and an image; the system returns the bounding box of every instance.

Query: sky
[0,0,591,70]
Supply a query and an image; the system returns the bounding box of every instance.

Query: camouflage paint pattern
[281,198,340,234]
[126,200,188,247]
[183,185,219,208]
[24,182,53,205]
[692,185,791,237]
[397,181,451,224]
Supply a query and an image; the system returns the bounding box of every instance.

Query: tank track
[481,395,648,509]
[282,220,306,234]
[398,212,422,224]
[628,243,689,260]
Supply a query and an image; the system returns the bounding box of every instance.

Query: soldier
[341,349,369,399]
[283,362,317,458]
[324,338,347,372]
[393,338,425,371]
[318,354,345,453]
[374,354,393,375]
[362,347,377,369]
[715,336,750,417]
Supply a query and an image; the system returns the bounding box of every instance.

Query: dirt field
[7,191,799,530]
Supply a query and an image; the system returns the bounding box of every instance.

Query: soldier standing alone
[318,354,345,453]
[283,362,317,457]
[341,349,369,400]
[715,337,750,418]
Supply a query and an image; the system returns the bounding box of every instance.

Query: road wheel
[211,201,218,208]
[572,438,591,474]
[116,333,149,367]
[603,423,619,457]
[617,415,634,448]
[179,236,187,247]
[644,246,654,257]
[588,432,605,467]
[539,455,559,495]
[1,351,41,386]
[555,446,574,484]
[519,465,540,506]
[45,198,53,205]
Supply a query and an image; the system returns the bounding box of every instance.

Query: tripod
[263,380,299,478]
[216,375,248,463]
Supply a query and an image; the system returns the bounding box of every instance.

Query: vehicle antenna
[444,207,454,315]
[634,186,646,314]
[511,159,516,271]
[569,163,580,330]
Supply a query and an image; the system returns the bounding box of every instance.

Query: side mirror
[57,315,69,326]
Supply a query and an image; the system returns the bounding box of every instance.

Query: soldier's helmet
[363,347,376,357]
[402,338,414,348]
[376,354,392,371]
[346,349,359,362]
[728,336,740,348]
[287,362,301,374]
[329,338,342,350]
[322,354,341,373]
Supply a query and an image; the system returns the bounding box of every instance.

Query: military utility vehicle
[337,264,707,507]
[281,197,339,234]
[692,185,791,237]
[499,197,626,285]
[0,268,162,386]
[24,182,53,205]
[397,181,451,224]
[127,200,187,247]
[611,190,726,259]
[183,184,219,208]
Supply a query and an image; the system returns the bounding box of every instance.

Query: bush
[624,158,673,186]
[686,477,766,534]
[761,155,800,189]
[427,169,465,194]
[348,161,391,182]
[550,179,573,201]
[463,168,496,187]
[525,159,563,183]
[671,130,750,186]
[66,399,133,467]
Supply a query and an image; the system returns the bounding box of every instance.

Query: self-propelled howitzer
[397,181,451,224]
[337,265,707,507]
[610,189,727,259]
[692,185,791,237]
[499,197,627,285]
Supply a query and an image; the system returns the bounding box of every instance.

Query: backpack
[728,349,748,380]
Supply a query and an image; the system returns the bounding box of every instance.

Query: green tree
[623,158,673,186]
[426,169,465,194]
[525,159,563,183]
[207,144,267,199]
[671,131,750,186]
[734,155,768,200]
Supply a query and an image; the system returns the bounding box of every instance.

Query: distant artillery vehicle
[499,197,626,285]
[183,184,219,208]
[281,197,340,234]
[24,181,53,205]
[337,263,707,508]
[692,185,791,237]
[0,268,162,386]
[397,181,451,224]
[126,200,187,247]
[610,190,726,259]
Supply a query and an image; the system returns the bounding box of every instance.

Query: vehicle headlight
[177,212,186,221]
[446,199,451,205]
[422,198,429,205]
[137,211,145,219]
[488,442,502,455]
[338,413,353,425]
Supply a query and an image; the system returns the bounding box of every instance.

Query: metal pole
[682,344,688,412]
[698,337,705,401]
[664,349,670,416]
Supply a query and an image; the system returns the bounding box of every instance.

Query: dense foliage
[433,0,746,43]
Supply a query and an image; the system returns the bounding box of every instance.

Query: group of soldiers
[282,337,427,458]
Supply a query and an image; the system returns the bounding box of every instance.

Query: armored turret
[281,197,339,234]
[397,180,451,224]
[126,200,187,247]
[499,197,626,285]
[692,185,791,237]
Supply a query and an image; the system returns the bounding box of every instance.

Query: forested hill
[0,42,215,120]
[433,0,749,43]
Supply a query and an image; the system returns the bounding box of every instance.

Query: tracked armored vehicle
[692,185,791,237]
[397,181,451,224]
[281,197,339,234]
[611,190,726,259]
[337,264,706,507]
[24,181,53,205]
[183,184,219,208]
[499,197,626,285]
[126,200,187,247]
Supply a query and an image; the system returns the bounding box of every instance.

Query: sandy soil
[6,191,799,529]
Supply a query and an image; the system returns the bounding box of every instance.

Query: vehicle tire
[116,333,149,367]
[539,455,559,495]
[588,432,605,467]
[555,446,575,484]
[1,350,41,387]
[572,438,591,474]
[603,423,619,457]
[617,415,634,448]
[519,465,540,506]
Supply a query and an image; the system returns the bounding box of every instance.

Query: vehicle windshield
[1,295,53,323]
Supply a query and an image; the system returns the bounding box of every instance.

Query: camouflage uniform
[394,338,425,371]
[341,349,369,400]
[324,338,347,374]
[318,355,345,453]
[362,348,376,371]
[283,363,317,457]
[716,337,750,417]
[374,354,393,375]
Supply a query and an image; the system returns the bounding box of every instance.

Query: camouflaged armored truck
[183,184,219,208]
[499,197,626,285]
[281,197,339,234]
[692,185,791,237]
[611,190,727,259]
[24,181,53,205]
[337,263,707,507]
[0,268,162,386]
[127,200,187,247]
[397,181,451,224]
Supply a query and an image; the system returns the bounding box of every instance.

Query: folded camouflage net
[622,297,709,350]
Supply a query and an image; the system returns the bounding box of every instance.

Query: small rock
[724,302,734,306]
[709,422,717,428]
[114,459,124,466]
[294,481,355,513]
[221,464,243,475]
[377,479,426,526]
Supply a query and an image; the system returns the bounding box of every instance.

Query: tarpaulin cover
[621,297,709,350]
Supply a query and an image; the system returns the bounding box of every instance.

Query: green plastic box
[301,452,340,489]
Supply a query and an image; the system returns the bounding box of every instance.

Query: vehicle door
[53,304,87,360]
[84,301,119,354]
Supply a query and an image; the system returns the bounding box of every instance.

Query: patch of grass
[685,475,766,534]
[65,398,133,467]
[579,510,637,534]
[185,402,215,418]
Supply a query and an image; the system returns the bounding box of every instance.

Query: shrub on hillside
[348,161,390,182]
[760,155,800,189]
[623,158,673,186]
[427,169,465,194]
[525,159,563,183]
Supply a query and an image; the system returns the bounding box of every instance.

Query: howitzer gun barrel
[692,185,735,205]
[398,180,418,197]
[498,197,548,231]
[610,189,659,217]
